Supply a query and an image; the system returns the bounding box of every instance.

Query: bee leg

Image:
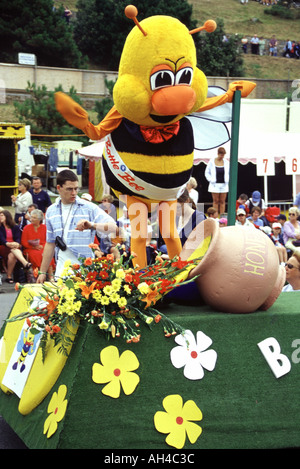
[126,195,149,268]
[158,200,182,259]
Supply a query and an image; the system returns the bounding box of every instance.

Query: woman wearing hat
[283,207,300,254]
[269,222,288,264]
[11,178,33,229]
[205,147,229,217]
[282,252,300,292]
[235,208,254,227]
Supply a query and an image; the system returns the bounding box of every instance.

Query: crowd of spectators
[0,174,299,292]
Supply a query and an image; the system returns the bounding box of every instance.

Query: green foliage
[13,82,88,142]
[196,19,244,77]
[94,79,116,122]
[0,0,86,68]
[75,0,198,70]
[264,3,294,19]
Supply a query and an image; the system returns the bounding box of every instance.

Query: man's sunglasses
[285,263,300,270]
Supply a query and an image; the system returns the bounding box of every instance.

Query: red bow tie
[140,121,180,144]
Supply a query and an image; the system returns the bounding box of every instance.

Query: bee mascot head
[55,5,254,268]
[114,5,216,127]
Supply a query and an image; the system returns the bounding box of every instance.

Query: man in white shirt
[37,170,117,282]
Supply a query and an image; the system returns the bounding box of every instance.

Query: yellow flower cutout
[154,394,203,449]
[43,385,68,439]
[92,345,140,398]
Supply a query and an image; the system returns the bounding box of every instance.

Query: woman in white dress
[205,147,229,217]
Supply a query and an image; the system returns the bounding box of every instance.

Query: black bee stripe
[112,117,194,156]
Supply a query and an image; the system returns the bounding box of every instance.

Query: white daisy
[170,329,217,380]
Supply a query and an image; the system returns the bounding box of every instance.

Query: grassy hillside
[191,0,300,80]
[191,0,299,39]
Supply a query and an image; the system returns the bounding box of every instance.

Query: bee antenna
[125,5,147,37]
[189,20,217,35]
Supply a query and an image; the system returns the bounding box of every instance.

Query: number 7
[263,159,268,173]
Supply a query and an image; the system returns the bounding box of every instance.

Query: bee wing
[199,86,232,123]
[187,86,232,153]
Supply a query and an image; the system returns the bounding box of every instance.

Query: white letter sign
[285,156,300,175]
[257,337,291,379]
[256,157,275,176]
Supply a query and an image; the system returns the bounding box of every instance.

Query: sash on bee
[104,135,186,200]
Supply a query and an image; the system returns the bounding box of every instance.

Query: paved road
[0,281,28,449]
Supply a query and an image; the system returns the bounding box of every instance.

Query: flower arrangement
[8,246,202,358]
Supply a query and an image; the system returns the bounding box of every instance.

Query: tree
[196,19,244,77]
[13,82,88,143]
[0,0,86,68]
[75,0,198,70]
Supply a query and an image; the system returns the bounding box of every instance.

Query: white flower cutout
[170,330,217,380]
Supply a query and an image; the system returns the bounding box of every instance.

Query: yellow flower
[57,299,81,316]
[109,292,120,303]
[111,278,122,291]
[115,269,125,279]
[99,320,109,330]
[100,296,110,306]
[154,394,203,449]
[123,285,131,295]
[118,297,127,308]
[43,385,68,439]
[137,282,150,295]
[92,290,102,302]
[92,345,140,398]
[103,285,113,296]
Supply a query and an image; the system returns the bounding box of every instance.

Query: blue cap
[252,191,261,203]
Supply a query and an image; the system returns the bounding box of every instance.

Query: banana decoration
[55,5,255,268]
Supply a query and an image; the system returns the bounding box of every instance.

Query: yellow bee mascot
[55,5,255,268]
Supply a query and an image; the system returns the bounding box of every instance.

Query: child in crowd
[268,222,288,264]
[236,193,249,214]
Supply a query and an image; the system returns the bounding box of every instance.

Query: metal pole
[227,89,241,226]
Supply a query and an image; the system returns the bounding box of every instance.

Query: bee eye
[175,67,193,86]
[150,70,175,90]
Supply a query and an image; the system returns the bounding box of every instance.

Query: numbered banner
[285,156,300,175]
[256,157,275,177]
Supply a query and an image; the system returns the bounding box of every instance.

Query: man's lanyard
[59,201,74,240]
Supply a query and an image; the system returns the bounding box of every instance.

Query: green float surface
[0,290,299,449]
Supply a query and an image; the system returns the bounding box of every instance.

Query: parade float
[0,6,298,450]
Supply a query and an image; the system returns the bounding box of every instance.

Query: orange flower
[124,274,133,283]
[106,254,114,262]
[72,263,80,270]
[141,286,161,309]
[78,282,97,299]
[84,258,93,266]
[46,295,59,314]
[14,282,20,291]
[155,314,162,323]
[88,243,99,250]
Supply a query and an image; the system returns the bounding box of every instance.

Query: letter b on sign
[257,337,291,379]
